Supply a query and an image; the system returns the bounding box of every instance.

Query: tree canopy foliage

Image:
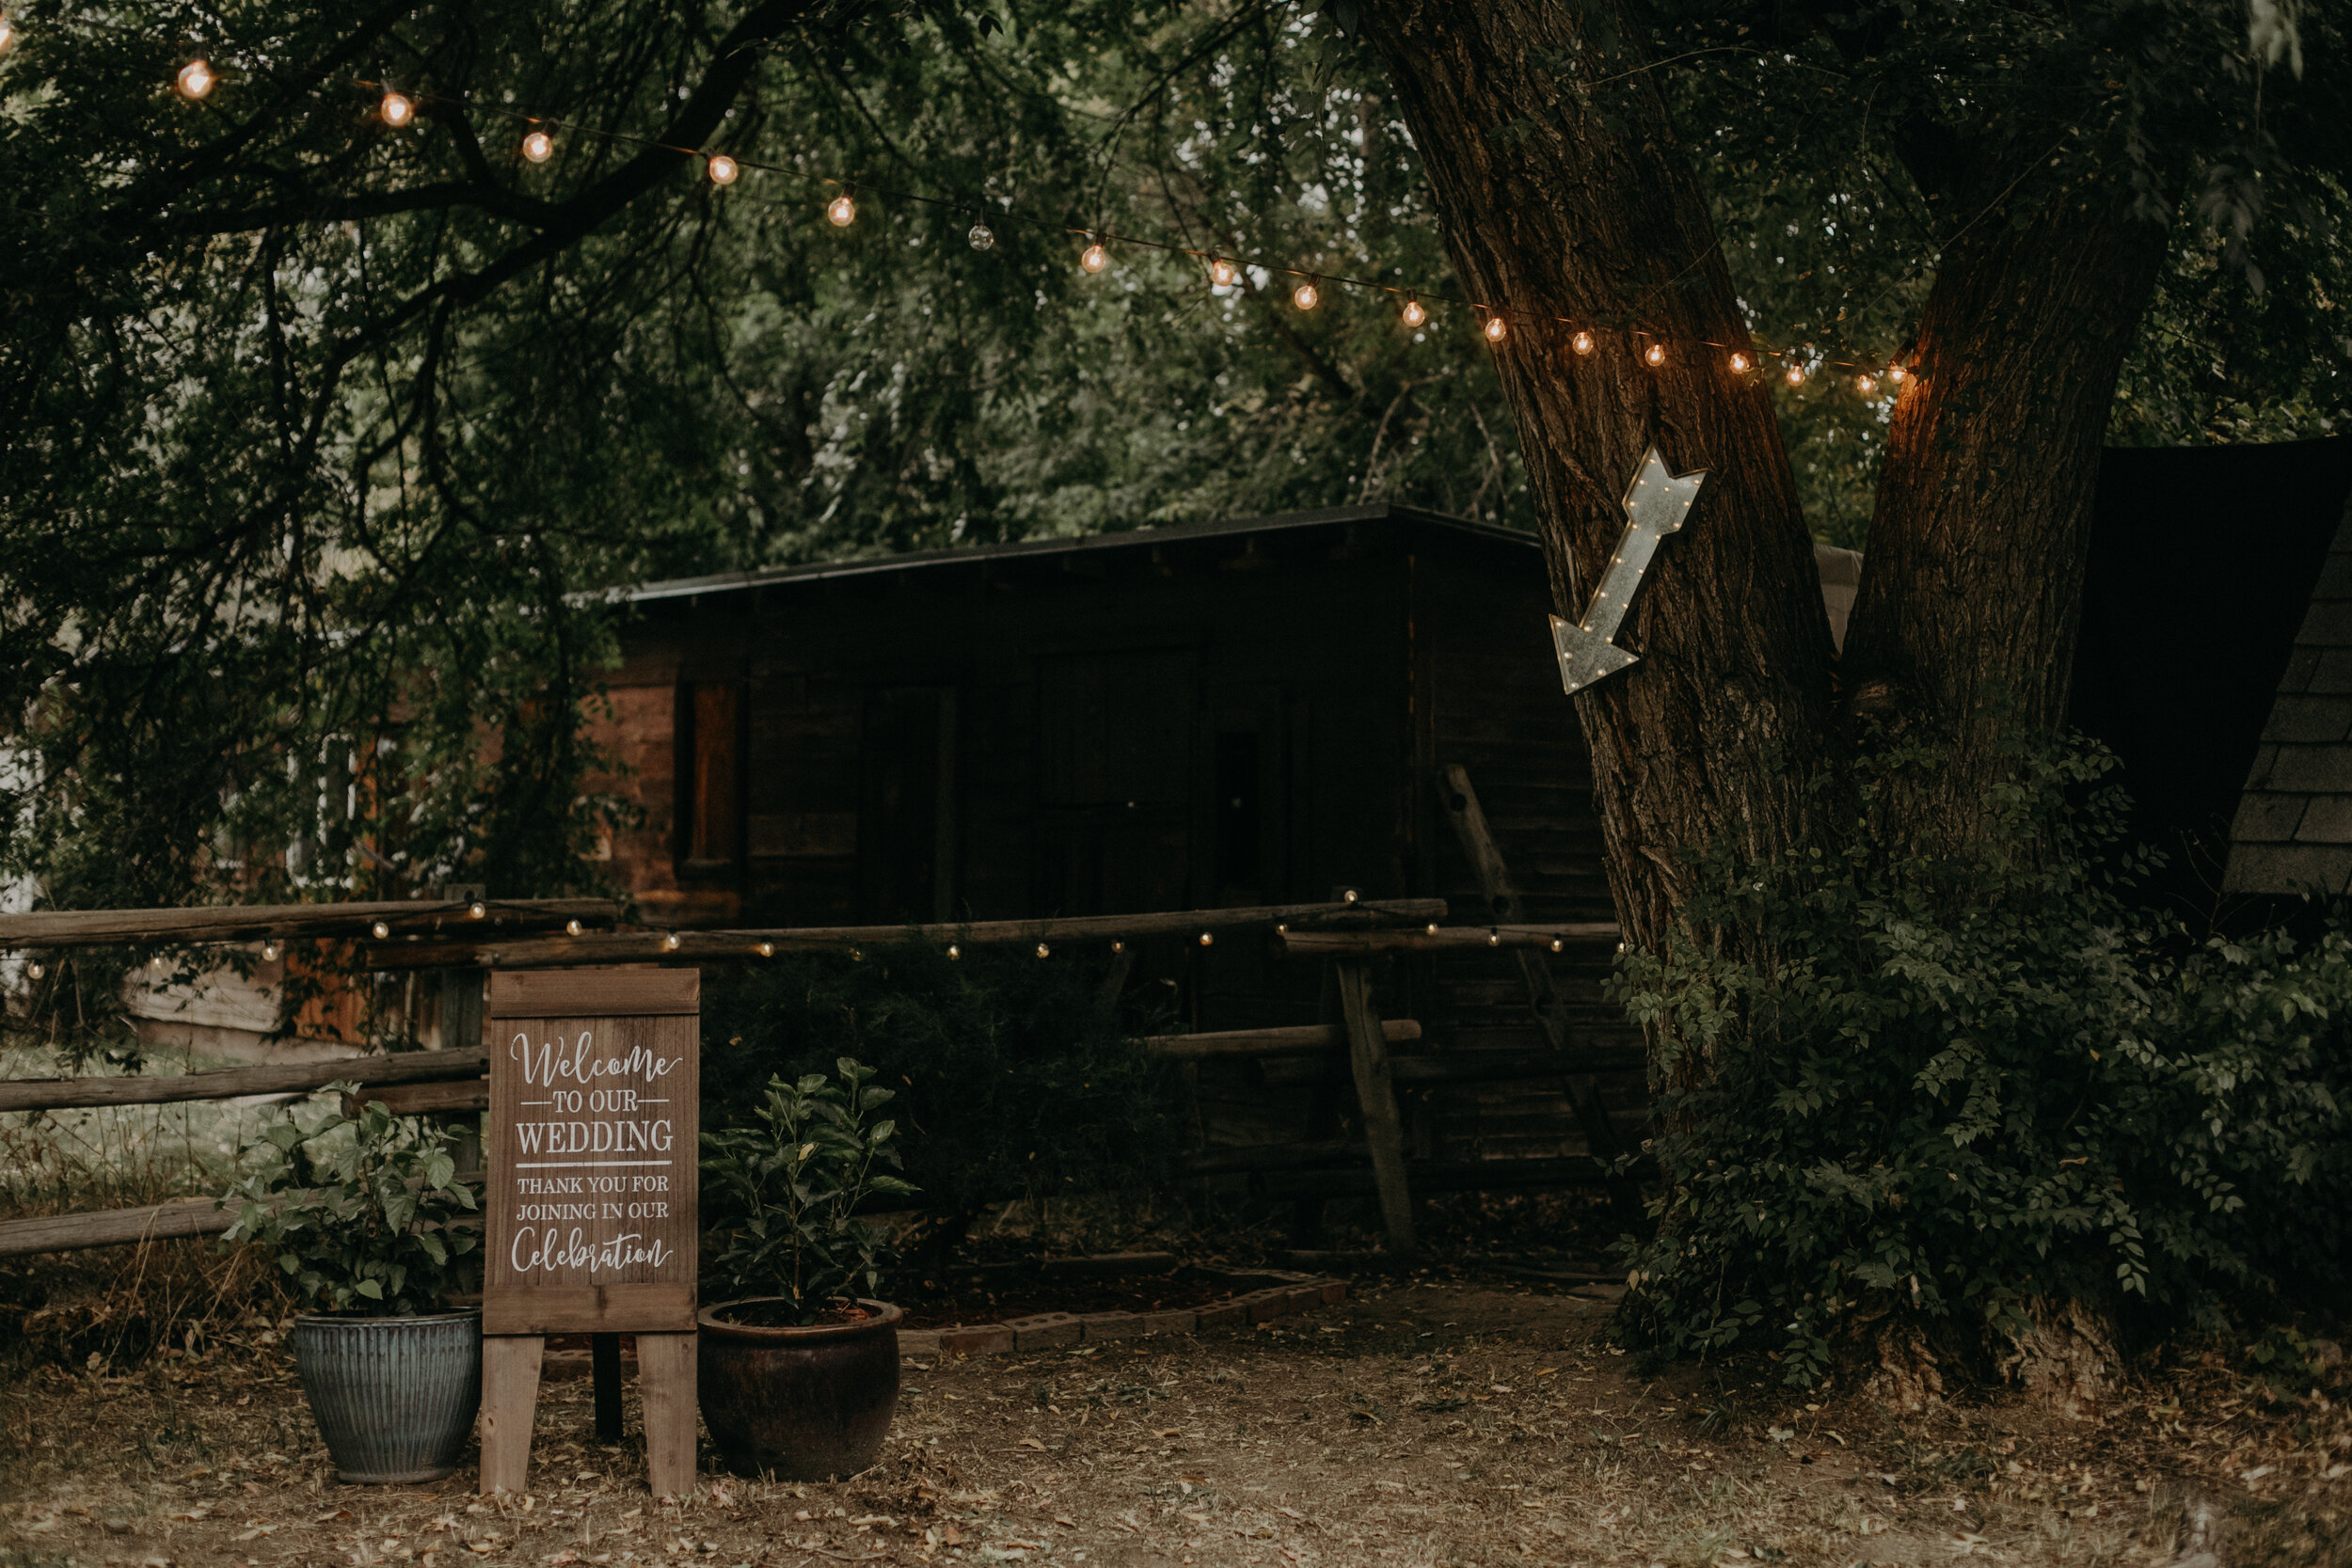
[0,0,2343,904]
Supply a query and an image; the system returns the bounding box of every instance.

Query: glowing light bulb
[1209,257,1237,287]
[755,941,774,957]
[1549,938,1564,953]
[150,956,166,972]
[947,943,961,959]
[662,931,681,950]
[521,130,552,164]
[1401,297,1426,328]
[1571,330,1595,356]
[1487,931,1502,946]
[1293,279,1319,309]
[1645,342,1666,367]
[1082,241,1109,273]
[1036,942,1051,958]
[1484,316,1507,342]
[468,900,486,919]
[1199,931,1215,947]
[850,947,865,961]
[262,942,280,962]
[1856,372,1878,396]
[1886,363,1907,385]
[176,60,215,100]
[1109,940,1124,954]
[826,190,854,224]
[1729,351,1751,373]
[371,921,390,939]
[967,220,993,250]
[379,90,413,129]
[707,154,739,186]
[1426,923,1439,935]
[25,961,41,980]
[1343,888,1359,903]
[1785,363,1804,386]
[564,918,582,936]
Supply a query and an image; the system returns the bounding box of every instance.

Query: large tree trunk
[1354,0,1838,973]
[1841,181,2173,825]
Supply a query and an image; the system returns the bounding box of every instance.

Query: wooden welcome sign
[479,969,700,1497]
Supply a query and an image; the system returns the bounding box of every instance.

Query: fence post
[1332,958,1415,1258]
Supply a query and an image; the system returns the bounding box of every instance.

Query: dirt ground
[3,1273,2347,1568]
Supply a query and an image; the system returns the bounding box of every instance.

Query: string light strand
[24,15,1927,393]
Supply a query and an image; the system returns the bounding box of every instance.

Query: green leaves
[219,1086,481,1318]
[700,1057,917,1326]
[1616,732,2352,1383]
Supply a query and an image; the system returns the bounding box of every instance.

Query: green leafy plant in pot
[222,1091,482,1484]
[697,1057,916,1479]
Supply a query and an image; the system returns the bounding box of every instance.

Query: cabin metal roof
[2225,484,2352,895]
[623,502,1531,604]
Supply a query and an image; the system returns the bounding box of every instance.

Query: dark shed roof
[625,502,1532,604]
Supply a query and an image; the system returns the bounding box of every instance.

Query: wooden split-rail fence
[0,777,1639,1260]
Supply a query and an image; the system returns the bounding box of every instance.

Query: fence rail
[0,1196,233,1256]
[0,898,614,950]
[1277,924,1619,955]
[360,896,1450,970]
[0,1049,491,1116]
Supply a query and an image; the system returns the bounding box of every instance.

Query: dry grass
[2,1274,2345,1568]
[0,1041,301,1220]
[0,1038,311,1373]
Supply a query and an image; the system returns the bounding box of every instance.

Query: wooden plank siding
[1408,534,1650,1167]
[586,506,1644,1190]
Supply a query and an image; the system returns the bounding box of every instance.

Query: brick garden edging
[897,1261,1346,1360]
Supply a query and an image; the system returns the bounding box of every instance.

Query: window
[676,682,742,867]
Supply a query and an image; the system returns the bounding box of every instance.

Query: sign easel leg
[591,1334,624,1441]
[481,1335,544,1494]
[638,1331,700,1499]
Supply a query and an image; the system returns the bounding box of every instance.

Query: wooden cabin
[587,503,1650,1179]
[2068,436,2352,921]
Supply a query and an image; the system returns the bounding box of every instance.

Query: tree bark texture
[1355,0,1839,960]
[1841,178,2172,823]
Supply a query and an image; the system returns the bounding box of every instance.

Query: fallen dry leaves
[0,1276,2344,1566]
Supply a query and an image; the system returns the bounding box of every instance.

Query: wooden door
[1033,648,1196,915]
[859,685,958,922]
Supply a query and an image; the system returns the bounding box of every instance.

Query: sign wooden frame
[479,969,700,1497]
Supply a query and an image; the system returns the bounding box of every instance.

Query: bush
[220,1092,481,1315]
[700,942,1186,1229]
[1614,734,2352,1386]
[701,1058,916,1323]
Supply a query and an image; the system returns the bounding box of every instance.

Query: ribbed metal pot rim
[294,1308,485,1329]
[699,1298,901,1342]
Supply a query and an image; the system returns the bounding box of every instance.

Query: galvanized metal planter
[294,1309,483,1484]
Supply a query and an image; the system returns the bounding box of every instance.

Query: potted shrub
[698,1057,916,1480]
[221,1090,482,1484]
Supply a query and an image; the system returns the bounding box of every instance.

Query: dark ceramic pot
[293,1309,483,1484]
[697,1298,902,1480]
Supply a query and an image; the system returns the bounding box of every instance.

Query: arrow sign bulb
[1549,445,1708,696]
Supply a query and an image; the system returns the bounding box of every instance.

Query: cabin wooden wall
[586,526,1419,944]
[582,515,1647,1187]
[1403,541,1651,1165]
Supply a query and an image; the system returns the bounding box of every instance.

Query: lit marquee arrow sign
[1549,445,1708,696]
